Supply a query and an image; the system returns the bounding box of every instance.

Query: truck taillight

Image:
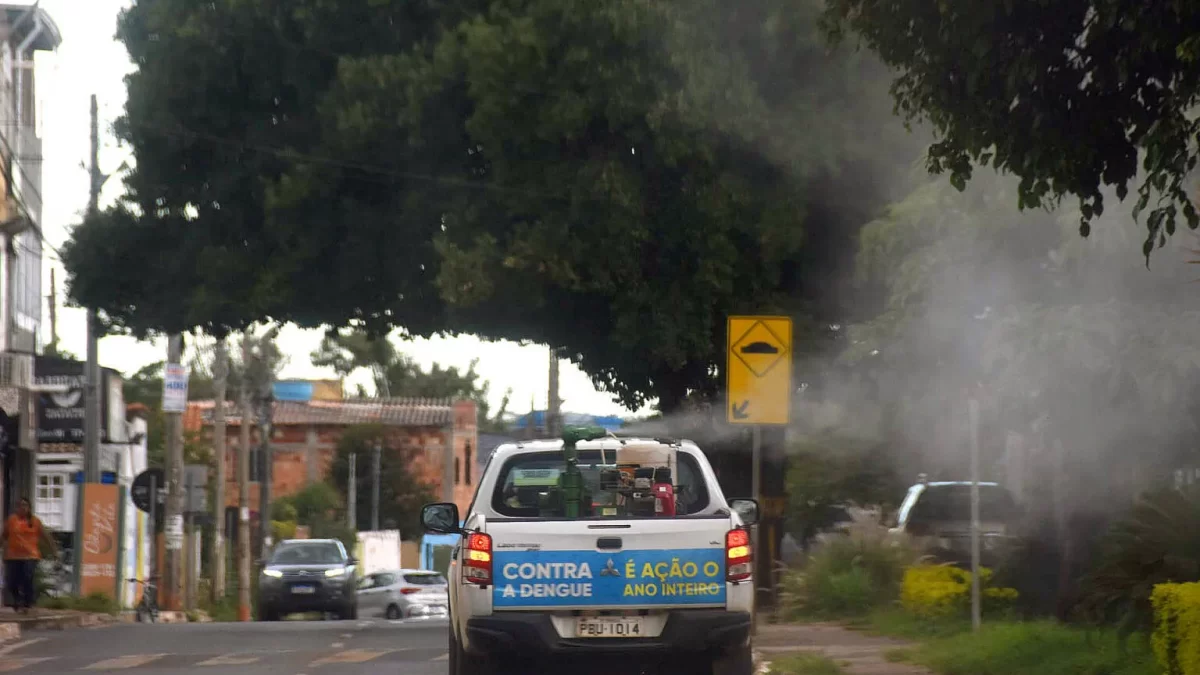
[464,532,493,586]
[726,528,752,582]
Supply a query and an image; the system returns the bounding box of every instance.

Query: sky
[31,0,644,419]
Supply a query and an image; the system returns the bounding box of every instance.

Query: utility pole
[347,453,357,530]
[46,268,56,354]
[82,95,101,484]
[210,338,228,600]
[547,347,560,437]
[237,332,252,621]
[370,441,381,532]
[163,333,185,611]
[968,395,982,632]
[257,387,274,559]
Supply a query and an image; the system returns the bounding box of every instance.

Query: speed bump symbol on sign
[726,316,792,425]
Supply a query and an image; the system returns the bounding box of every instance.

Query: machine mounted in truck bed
[420,426,760,675]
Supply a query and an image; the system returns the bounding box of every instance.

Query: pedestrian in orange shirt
[2,498,56,613]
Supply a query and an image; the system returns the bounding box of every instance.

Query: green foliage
[767,654,845,675]
[311,329,511,431]
[1151,583,1200,675]
[63,0,921,412]
[821,0,1200,258]
[38,591,121,615]
[894,620,1158,675]
[784,435,902,548]
[900,564,1018,620]
[778,528,916,619]
[270,482,356,549]
[1077,486,1200,636]
[277,482,342,525]
[328,425,435,539]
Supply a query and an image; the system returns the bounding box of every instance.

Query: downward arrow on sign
[732,401,750,420]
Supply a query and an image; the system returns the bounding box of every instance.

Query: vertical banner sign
[79,483,120,598]
[162,363,189,413]
[726,316,793,425]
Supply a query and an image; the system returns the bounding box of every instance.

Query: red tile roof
[192,397,455,428]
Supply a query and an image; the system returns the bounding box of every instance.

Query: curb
[157,611,188,624]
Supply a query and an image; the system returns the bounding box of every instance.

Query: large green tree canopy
[821,0,1200,256]
[63,0,921,412]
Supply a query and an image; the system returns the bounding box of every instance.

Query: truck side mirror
[421,502,461,534]
[729,498,759,526]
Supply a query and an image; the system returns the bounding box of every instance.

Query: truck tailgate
[487,518,728,611]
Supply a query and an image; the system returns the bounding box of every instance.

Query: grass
[871,616,1157,675]
[201,594,241,622]
[852,608,972,640]
[766,653,845,675]
[37,591,121,615]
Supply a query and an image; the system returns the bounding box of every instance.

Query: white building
[0,3,61,523]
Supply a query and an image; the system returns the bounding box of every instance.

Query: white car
[421,434,759,675]
[356,568,449,620]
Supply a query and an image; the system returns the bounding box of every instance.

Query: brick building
[183,397,478,521]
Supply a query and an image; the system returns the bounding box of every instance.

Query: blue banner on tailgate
[493,548,726,607]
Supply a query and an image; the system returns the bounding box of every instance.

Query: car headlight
[325,567,346,578]
[262,569,283,578]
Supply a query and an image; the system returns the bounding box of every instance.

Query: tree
[821,0,1200,257]
[327,425,436,539]
[312,329,512,431]
[783,434,903,551]
[123,328,285,468]
[63,0,922,412]
[269,482,356,550]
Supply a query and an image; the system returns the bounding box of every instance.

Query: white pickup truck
[421,433,759,675]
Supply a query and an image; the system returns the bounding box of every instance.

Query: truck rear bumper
[465,610,751,656]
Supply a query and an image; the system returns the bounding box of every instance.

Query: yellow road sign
[726,316,792,425]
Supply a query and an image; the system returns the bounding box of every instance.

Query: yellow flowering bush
[899,563,1018,619]
[1152,582,1200,675]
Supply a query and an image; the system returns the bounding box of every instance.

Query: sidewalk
[756,622,930,675]
[0,606,131,642]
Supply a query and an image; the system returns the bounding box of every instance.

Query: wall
[213,419,480,516]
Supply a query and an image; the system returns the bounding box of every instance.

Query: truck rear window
[491,450,710,518]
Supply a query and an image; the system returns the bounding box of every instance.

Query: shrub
[37,591,120,615]
[1078,485,1200,635]
[1152,582,1200,675]
[900,563,1019,619]
[779,523,916,619]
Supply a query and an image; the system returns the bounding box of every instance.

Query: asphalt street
[0,616,450,674]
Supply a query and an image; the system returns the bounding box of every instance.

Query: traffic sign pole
[726,315,793,636]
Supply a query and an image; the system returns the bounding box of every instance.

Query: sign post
[161,363,189,414]
[726,315,792,633]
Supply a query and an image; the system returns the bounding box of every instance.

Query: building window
[36,473,66,530]
[455,458,461,485]
[464,442,473,485]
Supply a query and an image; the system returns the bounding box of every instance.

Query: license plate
[576,617,644,638]
[291,585,315,594]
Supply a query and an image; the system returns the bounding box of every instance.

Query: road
[0,617,450,674]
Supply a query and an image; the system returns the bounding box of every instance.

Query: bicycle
[129,576,159,623]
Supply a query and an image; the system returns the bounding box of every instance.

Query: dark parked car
[257,539,359,621]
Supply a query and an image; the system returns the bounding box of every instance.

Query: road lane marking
[83,654,167,670]
[331,642,344,648]
[197,654,263,666]
[0,638,44,657]
[0,657,55,672]
[310,649,394,665]
[432,653,449,661]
